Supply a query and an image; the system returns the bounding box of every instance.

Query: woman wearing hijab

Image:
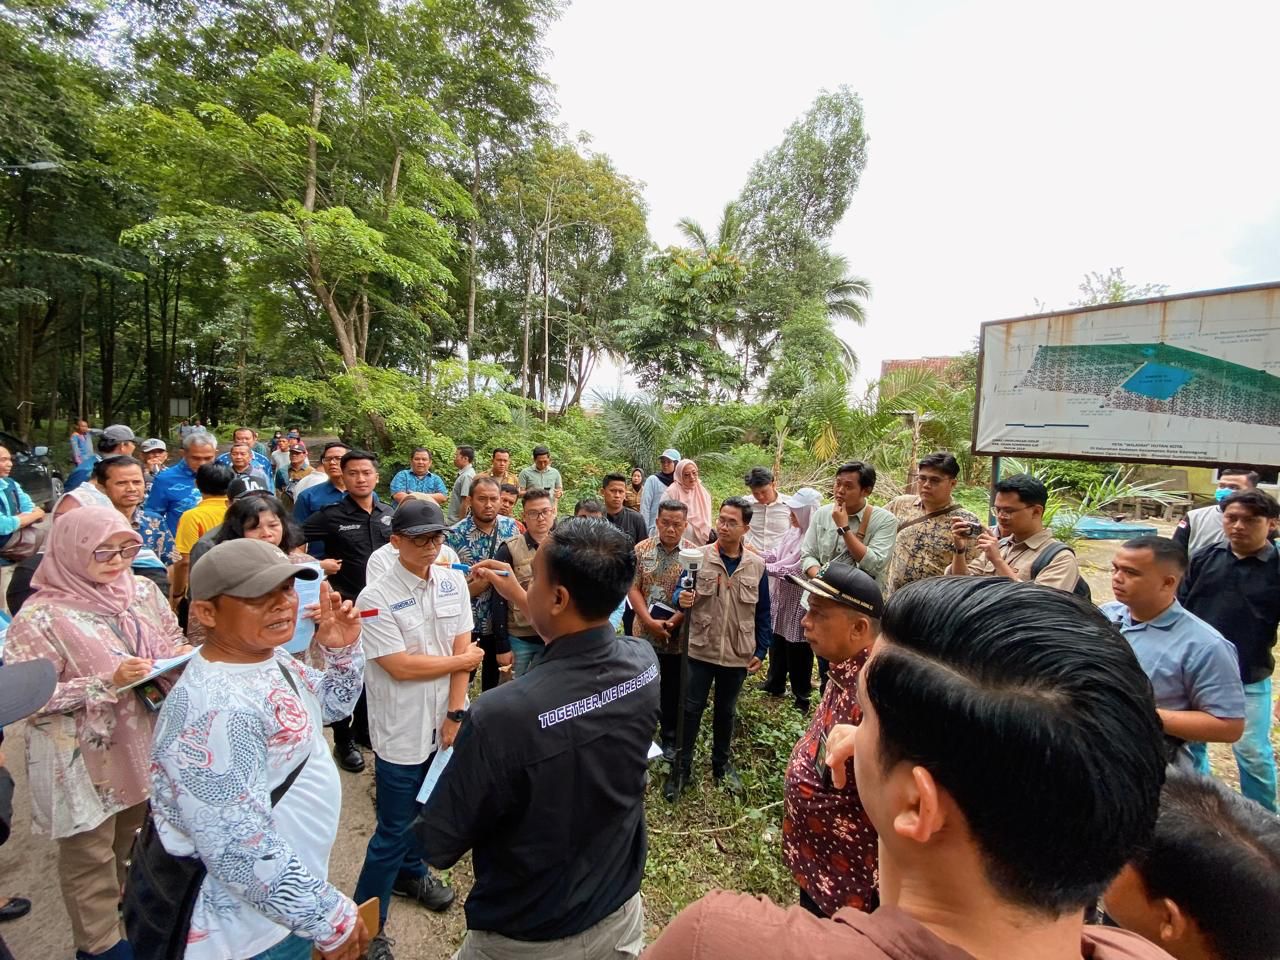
[669,458,713,545]
[760,488,822,712]
[625,467,644,513]
[6,506,186,960]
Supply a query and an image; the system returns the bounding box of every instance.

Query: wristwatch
[836,525,849,535]
[446,709,467,723]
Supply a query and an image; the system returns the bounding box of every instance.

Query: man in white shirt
[353,499,484,960]
[147,539,367,960]
[744,466,791,555]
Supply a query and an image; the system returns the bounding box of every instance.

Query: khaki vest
[505,534,538,636]
[687,545,765,668]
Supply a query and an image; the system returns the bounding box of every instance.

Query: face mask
[1215,487,1233,503]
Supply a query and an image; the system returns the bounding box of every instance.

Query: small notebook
[648,601,677,622]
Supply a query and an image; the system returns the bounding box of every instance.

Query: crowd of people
[0,423,1277,960]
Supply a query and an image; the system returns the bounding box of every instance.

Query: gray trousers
[454,892,644,960]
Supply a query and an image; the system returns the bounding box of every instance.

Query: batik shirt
[632,536,695,655]
[783,649,879,917]
[884,496,981,596]
[445,515,519,635]
[150,644,364,960]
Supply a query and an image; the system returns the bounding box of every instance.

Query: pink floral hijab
[670,458,713,544]
[31,505,141,615]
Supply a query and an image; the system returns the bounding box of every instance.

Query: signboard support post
[987,456,1002,528]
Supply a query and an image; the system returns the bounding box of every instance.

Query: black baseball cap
[787,562,884,618]
[228,476,269,499]
[392,499,447,536]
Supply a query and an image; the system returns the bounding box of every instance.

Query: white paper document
[416,746,454,804]
[284,563,325,654]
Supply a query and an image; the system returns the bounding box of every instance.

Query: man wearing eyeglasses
[352,499,484,954]
[948,473,1081,591]
[491,488,558,677]
[885,451,981,596]
[293,441,351,525]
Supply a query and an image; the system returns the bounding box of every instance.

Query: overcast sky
[545,0,1280,393]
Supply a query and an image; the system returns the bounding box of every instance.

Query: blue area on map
[1121,361,1194,401]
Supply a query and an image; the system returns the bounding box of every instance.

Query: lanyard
[104,616,142,657]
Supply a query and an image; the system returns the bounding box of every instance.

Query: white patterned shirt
[149,644,364,959]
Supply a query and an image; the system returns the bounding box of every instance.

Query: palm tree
[676,202,746,257]
[821,253,872,327]
[595,392,742,472]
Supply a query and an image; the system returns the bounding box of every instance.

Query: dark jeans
[817,656,830,694]
[476,633,503,691]
[330,691,370,749]
[656,652,682,749]
[763,634,813,708]
[680,658,747,776]
[353,754,434,925]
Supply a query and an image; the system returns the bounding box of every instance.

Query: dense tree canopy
[1,0,874,461]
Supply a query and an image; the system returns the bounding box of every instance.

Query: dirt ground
[0,528,1266,959]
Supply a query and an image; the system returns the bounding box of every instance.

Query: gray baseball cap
[0,659,57,726]
[103,424,136,443]
[190,538,319,601]
[139,438,167,453]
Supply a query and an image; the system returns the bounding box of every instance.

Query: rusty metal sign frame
[971,280,1280,471]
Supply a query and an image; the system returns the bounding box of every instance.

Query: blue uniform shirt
[1100,598,1245,762]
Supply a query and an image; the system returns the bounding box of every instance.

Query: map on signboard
[1017,342,1280,428]
[973,284,1280,466]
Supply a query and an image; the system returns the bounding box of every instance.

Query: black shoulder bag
[123,663,309,960]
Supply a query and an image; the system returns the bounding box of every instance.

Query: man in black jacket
[414,519,659,959]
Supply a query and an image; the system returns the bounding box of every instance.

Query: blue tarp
[1071,515,1158,540]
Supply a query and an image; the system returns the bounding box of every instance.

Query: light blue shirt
[390,469,447,497]
[0,477,35,539]
[1100,599,1245,754]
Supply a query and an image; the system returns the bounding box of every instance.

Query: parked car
[0,431,64,511]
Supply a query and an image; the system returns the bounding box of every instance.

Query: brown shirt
[477,468,519,488]
[959,528,1080,592]
[642,892,1174,960]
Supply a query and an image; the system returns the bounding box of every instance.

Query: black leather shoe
[393,872,455,912]
[0,897,30,922]
[333,741,364,773]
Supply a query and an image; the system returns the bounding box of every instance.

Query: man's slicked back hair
[867,576,1164,916]
[542,518,636,620]
[1131,768,1280,960]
